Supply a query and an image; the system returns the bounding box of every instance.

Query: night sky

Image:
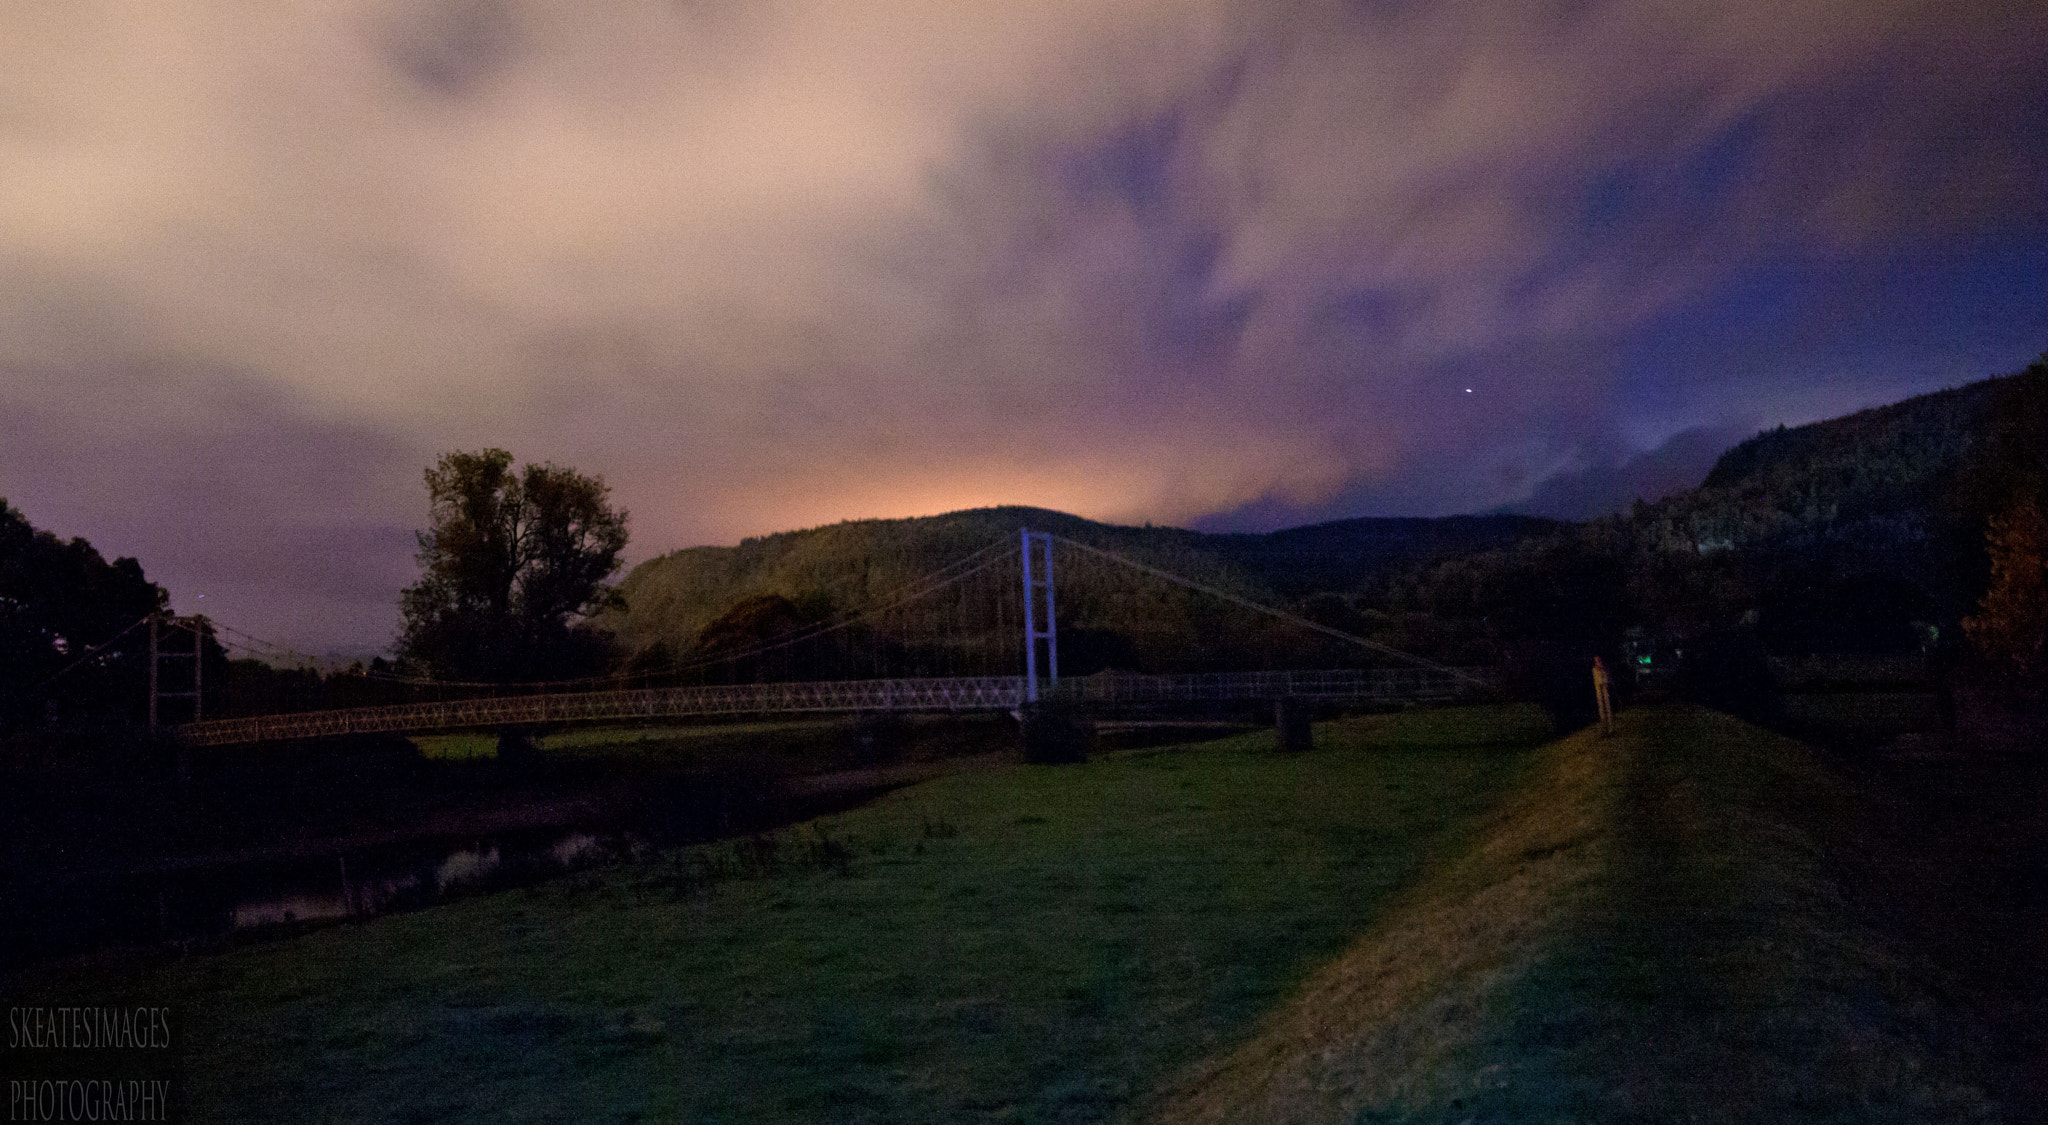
[3,0,2045,657]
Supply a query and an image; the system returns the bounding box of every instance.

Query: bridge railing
[177,676,1030,747]
[1047,667,1492,706]
[176,667,1499,747]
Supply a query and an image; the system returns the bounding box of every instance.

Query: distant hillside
[1610,375,2012,592]
[1502,370,2018,548]
[1382,359,2045,662]
[1188,515,1560,599]
[606,507,1553,665]
[609,358,2042,672]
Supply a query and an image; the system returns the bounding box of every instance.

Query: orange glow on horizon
[642,438,1367,552]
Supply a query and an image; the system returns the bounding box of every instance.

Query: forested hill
[1191,515,1562,598]
[1680,376,2003,545]
[1375,359,2043,667]
[1600,369,2025,601]
[605,506,1553,664]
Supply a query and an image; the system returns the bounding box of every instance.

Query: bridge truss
[175,667,1489,747]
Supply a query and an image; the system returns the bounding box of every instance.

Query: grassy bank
[7,704,1550,1123]
[1150,704,2011,1123]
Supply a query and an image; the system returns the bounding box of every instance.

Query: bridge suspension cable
[28,611,158,692]
[210,622,356,674]
[662,538,1012,678]
[1048,534,1492,687]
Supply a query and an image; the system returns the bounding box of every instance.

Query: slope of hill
[607,507,1552,665]
[1189,514,1558,599]
[1652,375,2004,553]
[1380,361,2045,665]
[1602,363,2042,641]
[1506,424,1746,520]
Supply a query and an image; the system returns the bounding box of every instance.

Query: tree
[397,450,629,682]
[1964,494,2048,683]
[1959,357,2048,685]
[0,499,168,730]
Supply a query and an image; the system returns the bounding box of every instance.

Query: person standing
[1592,655,1615,735]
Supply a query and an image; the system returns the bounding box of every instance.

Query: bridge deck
[177,668,1489,747]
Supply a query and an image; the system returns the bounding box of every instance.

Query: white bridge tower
[1019,529,1058,703]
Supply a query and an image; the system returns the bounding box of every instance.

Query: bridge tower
[1019,529,1058,703]
[148,613,205,734]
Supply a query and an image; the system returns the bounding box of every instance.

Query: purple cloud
[2,0,2043,652]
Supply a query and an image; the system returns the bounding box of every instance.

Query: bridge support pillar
[1274,696,1314,754]
[1019,701,1094,764]
[1020,529,1058,703]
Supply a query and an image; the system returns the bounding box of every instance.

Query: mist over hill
[1504,425,1748,521]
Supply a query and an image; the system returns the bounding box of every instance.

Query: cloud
[2,0,2044,650]
[1502,424,1752,521]
[0,355,426,655]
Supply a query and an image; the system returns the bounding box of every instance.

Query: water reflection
[9,766,893,969]
[231,892,351,929]
[222,832,611,937]
[432,846,502,893]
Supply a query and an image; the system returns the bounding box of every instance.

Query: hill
[1635,374,2007,561]
[606,506,1553,668]
[1376,358,2045,667]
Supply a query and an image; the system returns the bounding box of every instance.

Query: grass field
[9,704,1551,1123]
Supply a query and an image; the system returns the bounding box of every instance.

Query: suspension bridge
[171,530,1496,747]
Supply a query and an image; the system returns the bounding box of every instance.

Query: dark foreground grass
[1153,704,2012,1124]
[6,704,1549,1124]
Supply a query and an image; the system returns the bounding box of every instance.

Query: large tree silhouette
[397,450,628,682]
[1,499,168,730]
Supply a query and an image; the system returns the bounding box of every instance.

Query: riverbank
[3,704,1551,1122]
